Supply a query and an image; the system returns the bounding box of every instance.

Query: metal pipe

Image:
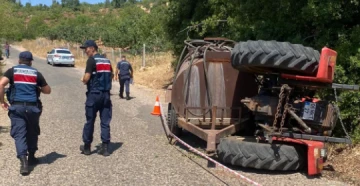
[203,45,213,108]
[288,110,312,134]
[211,106,217,130]
[258,124,273,132]
[240,99,251,103]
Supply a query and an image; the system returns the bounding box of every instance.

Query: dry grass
[323,143,360,184]
[0,63,3,76]
[14,38,174,91]
[131,53,174,90]
[14,38,87,64]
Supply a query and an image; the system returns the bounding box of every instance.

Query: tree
[61,0,80,10]
[128,0,137,3]
[105,0,111,7]
[52,0,60,7]
[112,0,126,8]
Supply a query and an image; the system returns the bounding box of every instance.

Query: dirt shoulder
[0,57,15,139]
[322,145,360,185]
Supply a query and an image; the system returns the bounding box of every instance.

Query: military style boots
[80,144,91,155]
[19,156,29,175]
[28,152,39,166]
[98,143,110,156]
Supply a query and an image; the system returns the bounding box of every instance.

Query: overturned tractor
[165,38,358,175]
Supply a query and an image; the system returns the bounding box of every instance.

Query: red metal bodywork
[281,47,337,83]
[272,137,325,175]
[276,47,338,175]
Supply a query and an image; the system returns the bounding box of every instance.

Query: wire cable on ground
[158,101,263,186]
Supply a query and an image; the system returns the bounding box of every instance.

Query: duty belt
[12,101,38,106]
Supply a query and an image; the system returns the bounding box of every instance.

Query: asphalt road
[0,47,351,186]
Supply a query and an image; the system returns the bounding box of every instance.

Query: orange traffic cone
[151,96,161,116]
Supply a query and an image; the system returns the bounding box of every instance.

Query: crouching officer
[0,51,51,175]
[80,40,114,156]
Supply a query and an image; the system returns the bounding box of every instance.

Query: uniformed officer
[115,55,133,100]
[0,51,51,175]
[80,40,114,156]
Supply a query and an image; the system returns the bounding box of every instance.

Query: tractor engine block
[241,95,338,136]
[293,99,338,136]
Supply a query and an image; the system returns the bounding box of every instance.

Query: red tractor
[165,38,358,175]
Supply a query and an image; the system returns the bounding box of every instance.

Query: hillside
[0,0,170,52]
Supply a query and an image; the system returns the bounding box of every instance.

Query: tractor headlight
[320,148,327,158]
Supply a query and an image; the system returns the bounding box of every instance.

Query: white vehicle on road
[47,48,75,67]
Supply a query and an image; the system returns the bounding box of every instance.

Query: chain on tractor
[280,85,291,133]
[271,84,291,134]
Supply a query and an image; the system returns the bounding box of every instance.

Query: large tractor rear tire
[217,138,305,171]
[231,40,320,75]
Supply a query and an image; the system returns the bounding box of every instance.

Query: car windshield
[57,50,71,54]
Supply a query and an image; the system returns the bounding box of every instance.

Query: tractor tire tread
[231,40,320,75]
[167,104,182,136]
[217,138,305,171]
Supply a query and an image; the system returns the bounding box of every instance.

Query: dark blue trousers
[83,91,112,145]
[8,104,41,158]
[119,77,130,95]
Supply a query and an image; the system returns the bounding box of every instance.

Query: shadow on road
[41,151,67,164]
[173,131,311,177]
[28,151,67,173]
[48,64,75,68]
[174,131,207,150]
[223,164,303,176]
[94,142,123,155]
[109,94,137,101]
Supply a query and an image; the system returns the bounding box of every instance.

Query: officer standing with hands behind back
[0,51,51,175]
[80,40,114,156]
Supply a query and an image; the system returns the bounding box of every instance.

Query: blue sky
[21,0,105,6]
